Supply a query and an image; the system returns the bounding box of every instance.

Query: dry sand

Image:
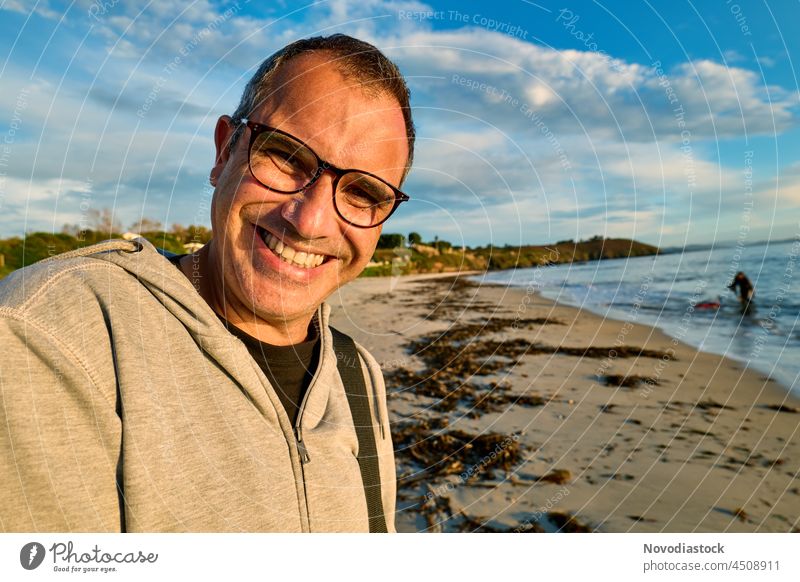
[328,272,800,533]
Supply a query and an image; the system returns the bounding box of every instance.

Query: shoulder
[0,239,142,313]
[0,260,107,312]
[323,320,384,381]
[352,339,382,373]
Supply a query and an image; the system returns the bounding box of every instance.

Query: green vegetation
[0,221,213,280]
[366,235,659,275]
[0,213,658,281]
[471,237,659,271]
[376,233,405,249]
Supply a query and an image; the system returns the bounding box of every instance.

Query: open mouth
[255,225,328,269]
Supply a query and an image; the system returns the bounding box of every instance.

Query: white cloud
[389,29,797,142]
[756,55,776,68]
[1,0,61,19]
[0,176,93,234]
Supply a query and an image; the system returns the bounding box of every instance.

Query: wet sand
[328,272,800,532]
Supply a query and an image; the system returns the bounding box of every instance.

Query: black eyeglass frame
[241,119,410,228]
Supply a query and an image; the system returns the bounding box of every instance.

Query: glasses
[241,119,410,228]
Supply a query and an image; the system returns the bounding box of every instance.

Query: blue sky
[0,0,798,248]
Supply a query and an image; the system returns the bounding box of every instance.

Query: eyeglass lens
[250,129,397,227]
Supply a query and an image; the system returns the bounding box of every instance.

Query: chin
[246,274,329,321]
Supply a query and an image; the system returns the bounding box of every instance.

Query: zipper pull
[295,427,310,464]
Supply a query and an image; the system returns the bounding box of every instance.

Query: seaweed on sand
[394,418,525,487]
[388,367,548,415]
[598,374,661,388]
[417,493,593,533]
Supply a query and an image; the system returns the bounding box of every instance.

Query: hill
[364,236,659,276]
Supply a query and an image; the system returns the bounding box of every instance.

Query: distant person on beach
[728,271,754,310]
[0,35,413,532]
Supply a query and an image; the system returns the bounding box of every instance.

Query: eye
[335,173,402,226]
[342,183,392,209]
[267,147,305,172]
[251,133,314,175]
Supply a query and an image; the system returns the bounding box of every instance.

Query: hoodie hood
[46,236,330,340]
[54,237,332,340]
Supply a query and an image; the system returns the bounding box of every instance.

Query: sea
[476,239,800,396]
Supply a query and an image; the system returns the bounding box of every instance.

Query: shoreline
[532,287,798,398]
[516,282,797,400]
[375,269,798,397]
[330,272,800,532]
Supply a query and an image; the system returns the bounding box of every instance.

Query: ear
[210,115,237,187]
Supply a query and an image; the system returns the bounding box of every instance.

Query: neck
[177,243,315,346]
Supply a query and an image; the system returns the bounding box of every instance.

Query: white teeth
[281,245,296,261]
[261,230,326,269]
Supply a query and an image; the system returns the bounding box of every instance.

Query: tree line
[1,211,659,280]
[0,209,212,278]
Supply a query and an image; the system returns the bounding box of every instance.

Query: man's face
[208,53,408,330]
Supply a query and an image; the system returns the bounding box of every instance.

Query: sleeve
[355,343,397,533]
[0,314,122,532]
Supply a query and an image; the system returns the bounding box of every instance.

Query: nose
[279,169,341,240]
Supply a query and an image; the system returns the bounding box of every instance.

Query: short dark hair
[229,34,415,183]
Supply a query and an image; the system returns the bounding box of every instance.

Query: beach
[329,272,800,533]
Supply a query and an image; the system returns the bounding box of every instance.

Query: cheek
[210,188,236,239]
[349,231,379,264]
[212,162,253,225]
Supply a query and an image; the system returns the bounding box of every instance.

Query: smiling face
[205,53,409,342]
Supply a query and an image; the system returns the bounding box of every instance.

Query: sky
[0,0,798,248]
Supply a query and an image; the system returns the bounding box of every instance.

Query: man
[0,34,414,532]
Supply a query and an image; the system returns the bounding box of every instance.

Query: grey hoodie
[0,238,396,532]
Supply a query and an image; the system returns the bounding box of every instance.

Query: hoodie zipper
[294,426,310,463]
[290,311,325,529]
[230,308,323,532]
[294,413,311,463]
[293,339,317,464]
[293,399,312,531]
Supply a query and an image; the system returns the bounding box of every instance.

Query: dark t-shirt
[167,253,319,425]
